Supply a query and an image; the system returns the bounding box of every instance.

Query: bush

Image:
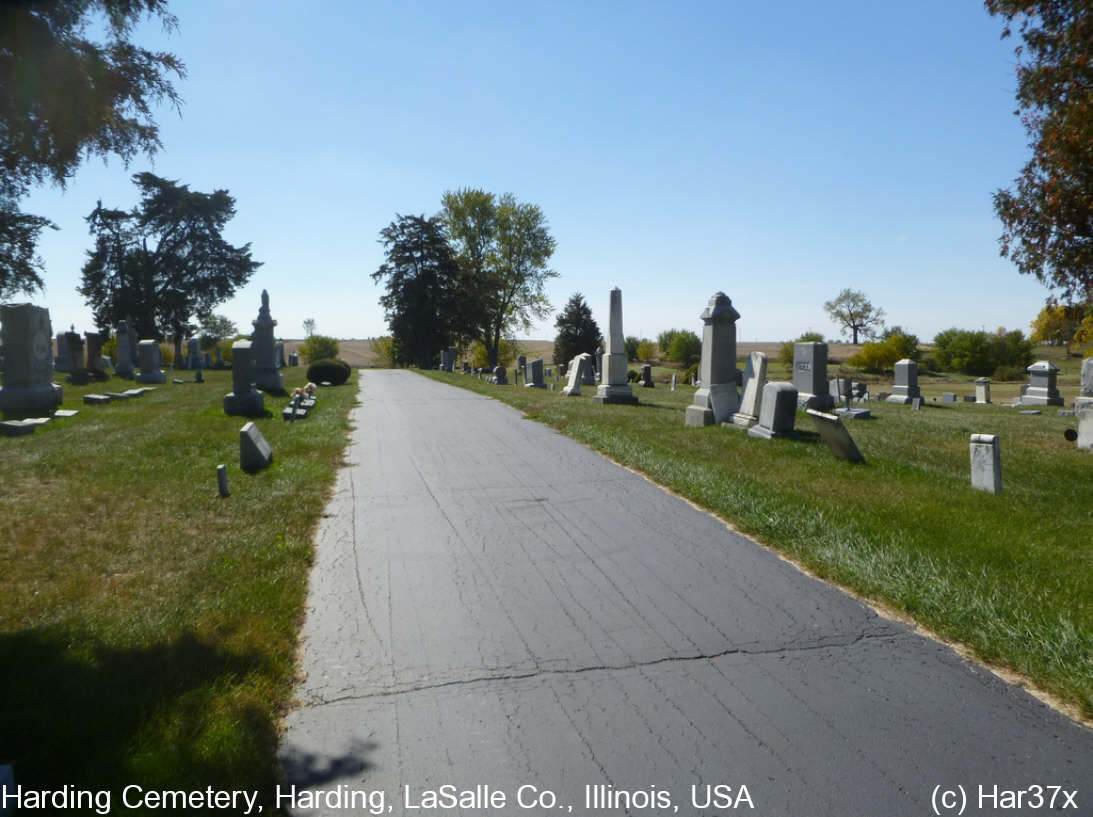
[847,333,919,372]
[667,330,702,367]
[626,368,640,382]
[932,328,1034,376]
[993,365,1027,381]
[300,334,340,364]
[159,343,174,367]
[306,358,351,385]
[682,363,699,383]
[636,339,657,361]
[470,338,520,369]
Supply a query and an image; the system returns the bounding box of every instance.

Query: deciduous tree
[823,289,885,344]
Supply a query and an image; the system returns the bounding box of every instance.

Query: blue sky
[18,0,1052,343]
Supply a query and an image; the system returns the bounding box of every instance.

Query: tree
[1029,303,1086,350]
[552,292,602,366]
[624,336,640,362]
[636,339,657,361]
[441,188,557,367]
[78,173,260,342]
[666,330,702,367]
[779,331,827,366]
[300,334,339,363]
[198,313,237,349]
[371,213,466,368]
[370,335,396,367]
[932,327,1034,375]
[823,289,885,344]
[657,329,680,354]
[0,0,185,297]
[303,318,317,338]
[987,0,1093,303]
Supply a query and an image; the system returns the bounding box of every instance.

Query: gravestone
[563,353,591,396]
[639,364,655,388]
[446,346,455,373]
[187,338,201,370]
[963,395,976,403]
[492,365,508,385]
[670,373,677,391]
[886,359,921,404]
[65,332,90,385]
[684,292,739,425]
[793,342,833,410]
[594,345,604,382]
[223,340,265,416]
[748,382,799,440]
[0,304,63,413]
[970,433,1002,494]
[731,351,767,428]
[582,353,596,386]
[215,344,224,367]
[463,361,471,374]
[1019,360,1063,406]
[942,392,957,403]
[251,290,283,391]
[1077,408,1093,451]
[525,358,546,388]
[115,320,135,378]
[288,352,298,367]
[1074,358,1093,412]
[276,342,287,369]
[807,409,865,463]
[54,332,71,372]
[975,378,991,404]
[135,340,167,383]
[594,288,638,405]
[240,422,273,472]
[203,352,211,368]
[517,355,527,380]
[86,332,106,377]
[910,396,923,410]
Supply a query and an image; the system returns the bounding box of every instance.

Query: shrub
[626,368,640,382]
[932,328,1034,376]
[993,365,1027,381]
[300,334,340,363]
[306,358,351,385]
[636,339,658,361]
[370,336,397,368]
[847,333,919,372]
[624,336,640,362]
[470,338,520,369]
[682,363,699,383]
[667,330,702,367]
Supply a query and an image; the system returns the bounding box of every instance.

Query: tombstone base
[728,412,758,429]
[136,370,167,384]
[684,405,714,426]
[0,382,63,413]
[747,424,798,440]
[593,385,638,405]
[223,390,265,417]
[1019,394,1065,406]
[562,386,581,397]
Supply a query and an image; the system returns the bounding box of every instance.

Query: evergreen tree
[553,292,602,366]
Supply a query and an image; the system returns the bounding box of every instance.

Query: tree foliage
[300,334,339,364]
[1028,302,1086,348]
[666,329,702,367]
[441,188,557,367]
[371,213,466,368]
[303,318,316,338]
[987,0,1093,302]
[198,313,236,349]
[0,0,185,297]
[78,172,260,341]
[552,292,602,366]
[847,332,920,372]
[624,336,640,362]
[932,327,1034,375]
[636,339,657,361]
[823,289,885,344]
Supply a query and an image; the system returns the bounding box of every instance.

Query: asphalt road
[280,370,1093,817]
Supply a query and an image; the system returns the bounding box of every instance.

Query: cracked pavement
[279,370,1093,816]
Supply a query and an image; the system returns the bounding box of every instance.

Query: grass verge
[0,367,358,811]
[423,368,1093,723]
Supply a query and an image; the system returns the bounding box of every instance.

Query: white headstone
[594,288,638,405]
[563,353,591,396]
[970,433,1002,493]
[731,351,768,428]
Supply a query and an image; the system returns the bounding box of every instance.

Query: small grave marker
[970,433,1002,494]
[240,422,273,472]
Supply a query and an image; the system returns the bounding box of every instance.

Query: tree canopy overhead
[823,288,885,344]
[987,0,1093,302]
[441,188,557,367]
[78,172,260,341]
[0,0,185,298]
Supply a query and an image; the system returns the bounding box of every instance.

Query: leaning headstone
[748,382,799,440]
[594,288,638,405]
[942,392,957,403]
[239,421,273,472]
[65,331,90,385]
[684,291,739,425]
[807,409,865,463]
[251,290,283,391]
[492,365,508,385]
[730,351,767,428]
[1077,408,1093,451]
[223,340,265,416]
[793,342,834,410]
[639,364,655,388]
[54,332,71,372]
[975,378,991,404]
[525,358,546,388]
[0,303,63,413]
[1074,358,1093,412]
[969,433,1002,494]
[886,359,921,404]
[135,340,167,383]
[563,353,590,396]
[1019,360,1063,406]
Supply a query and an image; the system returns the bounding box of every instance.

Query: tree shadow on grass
[0,627,295,807]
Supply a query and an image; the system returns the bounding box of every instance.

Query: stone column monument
[251,290,283,391]
[594,288,638,405]
[0,303,63,413]
[684,292,740,426]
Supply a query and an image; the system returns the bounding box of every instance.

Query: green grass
[424,365,1093,722]
[0,367,358,811]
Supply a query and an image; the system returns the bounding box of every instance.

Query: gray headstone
[730,351,768,428]
[1082,358,1093,397]
[135,339,167,383]
[1076,408,1093,451]
[563,353,591,396]
[525,358,546,388]
[670,372,677,391]
[223,340,265,416]
[594,288,638,405]
[886,359,921,404]
[969,433,1002,494]
[187,338,201,369]
[251,290,283,391]
[942,392,957,403]
[747,382,799,440]
[276,341,286,369]
[54,331,71,372]
[0,419,37,436]
[492,365,508,385]
[806,409,865,463]
[639,363,655,388]
[975,377,991,404]
[85,332,105,377]
[0,303,63,413]
[1019,360,1063,406]
[685,292,739,426]
[65,331,90,385]
[240,421,273,472]
[792,342,833,410]
[962,394,976,402]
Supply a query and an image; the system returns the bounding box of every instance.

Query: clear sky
[17,0,1053,344]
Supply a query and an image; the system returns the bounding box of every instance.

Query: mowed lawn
[0,367,357,808]
[423,365,1093,724]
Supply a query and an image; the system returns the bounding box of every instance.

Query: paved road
[280,370,1092,817]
